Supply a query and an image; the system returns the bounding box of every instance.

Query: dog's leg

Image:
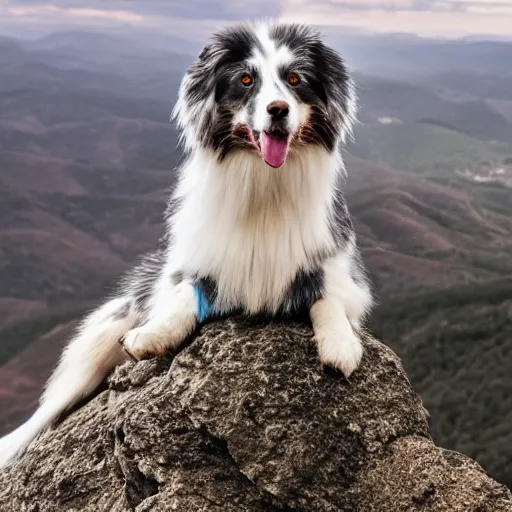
[310,245,373,377]
[121,280,198,360]
[311,297,364,376]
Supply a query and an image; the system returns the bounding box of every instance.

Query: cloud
[282,0,512,37]
[1,0,512,38]
[0,1,278,38]
[7,4,145,22]
[3,0,279,23]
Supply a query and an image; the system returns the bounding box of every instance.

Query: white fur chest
[169,148,340,314]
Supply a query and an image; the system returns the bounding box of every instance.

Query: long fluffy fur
[0,20,373,469]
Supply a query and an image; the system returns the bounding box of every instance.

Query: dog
[0,20,373,469]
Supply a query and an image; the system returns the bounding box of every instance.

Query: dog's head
[173,21,356,168]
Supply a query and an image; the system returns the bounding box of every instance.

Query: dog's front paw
[315,325,363,377]
[120,326,170,361]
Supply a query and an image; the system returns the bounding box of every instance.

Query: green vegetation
[371,278,512,489]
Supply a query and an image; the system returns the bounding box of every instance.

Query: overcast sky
[1,0,511,39]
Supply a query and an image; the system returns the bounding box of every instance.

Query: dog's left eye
[240,73,254,86]
[287,73,301,86]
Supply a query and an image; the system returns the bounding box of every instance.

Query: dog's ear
[180,34,242,112]
[309,40,357,141]
[182,42,226,103]
[172,42,226,149]
[310,41,350,107]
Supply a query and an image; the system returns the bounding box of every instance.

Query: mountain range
[0,29,511,488]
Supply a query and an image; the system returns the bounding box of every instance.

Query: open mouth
[242,127,291,168]
[258,130,291,168]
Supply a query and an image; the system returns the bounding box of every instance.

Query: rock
[1,317,511,511]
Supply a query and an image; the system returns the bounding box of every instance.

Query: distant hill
[0,306,89,434]
[354,74,512,144]
[24,31,194,79]
[334,33,512,79]
[348,123,510,175]
[346,156,512,295]
[0,34,190,97]
[0,38,182,346]
[372,277,512,489]
[25,30,197,58]
[423,71,512,102]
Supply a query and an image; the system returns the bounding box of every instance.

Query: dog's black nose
[267,100,289,120]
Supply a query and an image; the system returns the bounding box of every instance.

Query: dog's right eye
[240,73,253,86]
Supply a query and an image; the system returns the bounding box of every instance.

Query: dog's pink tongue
[260,132,289,168]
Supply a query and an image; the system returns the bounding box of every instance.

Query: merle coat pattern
[0,21,373,468]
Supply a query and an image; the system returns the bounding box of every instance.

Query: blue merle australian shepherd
[0,20,373,467]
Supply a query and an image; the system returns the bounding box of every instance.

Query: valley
[0,29,511,488]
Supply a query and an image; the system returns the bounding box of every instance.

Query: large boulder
[1,317,511,511]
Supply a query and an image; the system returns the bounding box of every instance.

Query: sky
[1,0,512,39]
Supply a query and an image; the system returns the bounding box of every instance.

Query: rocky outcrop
[1,317,511,511]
